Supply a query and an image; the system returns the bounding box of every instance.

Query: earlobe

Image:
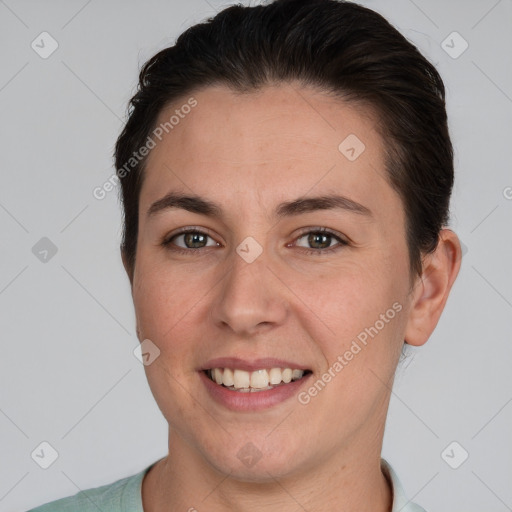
[404,229,462,347]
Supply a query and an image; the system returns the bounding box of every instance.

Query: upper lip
[201,357,311,372]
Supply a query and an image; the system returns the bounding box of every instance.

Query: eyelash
[162,226,348,256]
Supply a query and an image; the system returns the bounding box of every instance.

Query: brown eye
[180,232,208,249]
[294,228,348,254]
[163,228,219,252]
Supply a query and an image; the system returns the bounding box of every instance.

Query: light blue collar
[381,458,427,512]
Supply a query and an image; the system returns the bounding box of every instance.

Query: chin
[197,433,306,482]
[212,454,298,483]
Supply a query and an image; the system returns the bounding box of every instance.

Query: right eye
[162,228,220,253]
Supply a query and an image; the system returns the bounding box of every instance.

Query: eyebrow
[147,191,372,219]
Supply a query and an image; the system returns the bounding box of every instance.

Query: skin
[122,82,461,512]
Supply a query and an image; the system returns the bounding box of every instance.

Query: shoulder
[26,465,151,512]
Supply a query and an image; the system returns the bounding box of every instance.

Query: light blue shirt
[27,458,426,511]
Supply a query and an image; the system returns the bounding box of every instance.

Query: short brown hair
[114,0,453,280]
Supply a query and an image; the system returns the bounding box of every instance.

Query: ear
[404,229,462,346]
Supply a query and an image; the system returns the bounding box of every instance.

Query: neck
[142,426,392,512]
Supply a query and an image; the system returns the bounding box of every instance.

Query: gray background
[1,0,511,510]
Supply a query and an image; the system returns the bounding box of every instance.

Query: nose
[210,248,288,337]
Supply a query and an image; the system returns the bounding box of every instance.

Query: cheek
[308,285,406,429]
[313,260,404,333]
[306,256,409,394]
[133,264,206,422]
[143,359,204,440]
[132,258,216,379]
[132,256,197,337]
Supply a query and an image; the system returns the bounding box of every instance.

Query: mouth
[204,367,312,392]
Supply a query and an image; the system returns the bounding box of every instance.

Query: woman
[28,0,461,510]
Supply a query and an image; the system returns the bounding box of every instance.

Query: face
[130,83,416,482]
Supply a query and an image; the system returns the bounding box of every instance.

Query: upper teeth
[208,368,305,389]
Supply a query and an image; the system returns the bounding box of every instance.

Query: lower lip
[199,370,312,412]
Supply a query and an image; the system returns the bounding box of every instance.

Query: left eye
[294,229,347,252]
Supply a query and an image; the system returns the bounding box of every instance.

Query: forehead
[140,83,399,223]
[151,83,381,161]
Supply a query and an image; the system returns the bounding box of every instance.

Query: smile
[205,367,311,392]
